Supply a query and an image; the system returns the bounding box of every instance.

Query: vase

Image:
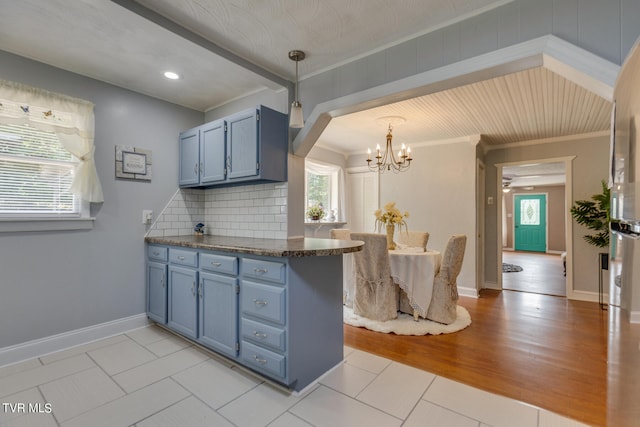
[386,224,396,250]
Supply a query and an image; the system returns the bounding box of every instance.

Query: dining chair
[426,234,466,325]
[350,232,398,321]
[330,228,355,307]
[396,230,429,251]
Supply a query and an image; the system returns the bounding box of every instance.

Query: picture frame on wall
[115,145,152,181]
[122,151,147,175]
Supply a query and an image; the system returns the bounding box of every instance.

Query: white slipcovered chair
[350,233,398,321]
[396,230,429,251]
[426,234,467,325]
[330,228,355,307]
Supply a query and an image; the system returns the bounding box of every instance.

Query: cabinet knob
[200,162,204,176]
[153,251,160,256]
[253,355,268,365]
[178,256,186,261]
[253,331,267,339]
[253,268,268,274]
[194,163,198,174]
[253,299,268,307]
[211,262,222,267]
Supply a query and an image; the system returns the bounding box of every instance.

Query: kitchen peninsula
[145,234,363,392]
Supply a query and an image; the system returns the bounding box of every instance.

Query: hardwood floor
[344,289,638,427]
[502,251,566,296]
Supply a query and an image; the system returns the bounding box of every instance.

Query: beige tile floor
[0,325,588,427]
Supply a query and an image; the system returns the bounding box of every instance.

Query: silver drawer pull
[253,299,268,306]
[253,268,268,274]
[253,331,267,339]
[178,256,186,261]
[153,251,160,256]
[253,355,268,365]
[210,262,222,267]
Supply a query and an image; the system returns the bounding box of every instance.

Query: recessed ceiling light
[163,71,180,80]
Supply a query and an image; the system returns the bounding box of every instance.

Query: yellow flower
[374,202,409,232]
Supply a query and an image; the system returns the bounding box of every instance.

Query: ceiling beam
[110,0,292,91]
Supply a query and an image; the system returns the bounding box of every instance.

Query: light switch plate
[142,210,153,224]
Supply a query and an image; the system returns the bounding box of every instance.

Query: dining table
[388,247,442,318]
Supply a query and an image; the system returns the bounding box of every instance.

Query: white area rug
[343,305,471,335]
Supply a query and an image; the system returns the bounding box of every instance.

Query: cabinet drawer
[242,258,286,284]
[147,245,168,262]
[242,341,286,379]
[242,317,286,352]
[241,281,285,325]
[169,248,198,267]
[201,253,238,275]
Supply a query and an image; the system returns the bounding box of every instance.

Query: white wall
[348,140,479,293]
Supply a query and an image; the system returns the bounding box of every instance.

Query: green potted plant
[570,180,610,248]
[306,204,326,221]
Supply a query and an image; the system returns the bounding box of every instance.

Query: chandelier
[366,118,413,173]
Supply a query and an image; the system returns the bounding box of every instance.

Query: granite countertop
[145,235,364,257]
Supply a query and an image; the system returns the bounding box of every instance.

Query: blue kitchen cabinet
[178,127,200,186]
[178,105,287,188]
[199,271,238,358]
[179,119,226,187]
[200,119,226,184]
[146,241,345,392]
[226,109,258,180]
[168,248,199,340]
[146,245,168,324]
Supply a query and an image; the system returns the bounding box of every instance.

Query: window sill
[0,217,95,233]
[304,221,347,227]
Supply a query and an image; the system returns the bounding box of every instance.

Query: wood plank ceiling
[318,66,612,153]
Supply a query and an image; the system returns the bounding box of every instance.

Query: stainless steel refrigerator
[610,36,640,321]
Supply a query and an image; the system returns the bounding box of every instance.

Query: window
[0,123,81,217]
[305,159,344,222]
[0,79,102,231]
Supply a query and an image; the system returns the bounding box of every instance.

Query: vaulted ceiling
[0,0,615,161]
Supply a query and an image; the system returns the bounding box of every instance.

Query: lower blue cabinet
[146,243,344,392]
[168,265,198,340]
[147,261,167,324]
[199,271,239,358]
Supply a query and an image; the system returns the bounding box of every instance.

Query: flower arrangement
[374,202,409,233]
[306,204,326,221]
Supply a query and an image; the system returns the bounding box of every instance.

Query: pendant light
[288,50,305,128]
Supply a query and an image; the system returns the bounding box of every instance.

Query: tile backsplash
[146,182,288,239]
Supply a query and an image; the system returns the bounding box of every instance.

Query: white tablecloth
[389,248,442,317]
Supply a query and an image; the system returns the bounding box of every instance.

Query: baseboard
[482,281,500,290]
[547,250,564,255]
[568,290,605,303]
[628,311,640,324]
[0,313,150,368]
[458,286,478,298]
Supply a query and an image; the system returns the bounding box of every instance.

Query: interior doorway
[497,159,571,297]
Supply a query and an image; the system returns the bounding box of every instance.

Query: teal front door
[514,194,546,252]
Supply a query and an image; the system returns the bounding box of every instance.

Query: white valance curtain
[0,79,104,203]
[306,158,346,221]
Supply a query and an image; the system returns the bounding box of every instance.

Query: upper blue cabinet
[179,106,288,188]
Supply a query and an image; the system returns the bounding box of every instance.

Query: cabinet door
[168,265,198,339]
[200,120,226,184]
[179,128,200,186]
[147,261,167,324]
[199,272,238,358]
[227,109,258,180]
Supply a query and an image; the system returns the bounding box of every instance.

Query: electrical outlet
[142,210,153,224]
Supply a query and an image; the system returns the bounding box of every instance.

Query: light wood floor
[344,289,640,427]
[502,251,566,296]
